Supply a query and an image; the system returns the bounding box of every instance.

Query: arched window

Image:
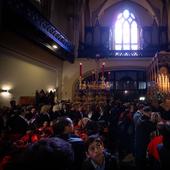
[114,9,139,50]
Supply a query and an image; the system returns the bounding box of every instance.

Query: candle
[80,63,82,77]
[158,74,161,91]
[163,75,165,92]
[92,71,95,81]
[161,74,164,92]
[159,74,161,91]
[165,75,168,92]
[102,62,105,77]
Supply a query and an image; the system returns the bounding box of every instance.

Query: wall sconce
[0,89,9,93]
[0,89,11,98]
[0,85,12,98]
[47,88,57,93]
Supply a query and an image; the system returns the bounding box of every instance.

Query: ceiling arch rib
[91,0,108,25]
[91,0,159,25]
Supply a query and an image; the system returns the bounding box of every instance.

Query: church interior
[0,0,170,106]
[0,0,170,170]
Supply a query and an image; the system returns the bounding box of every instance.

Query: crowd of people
[0,97,170,170]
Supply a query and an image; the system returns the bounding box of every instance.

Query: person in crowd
[37,121,53,138]
[135,106,157,170]
[9,100,17,112]
[147,120,164,170]
[2,137,74,170]
[52,101,61,119]
[24,106,38,129]
[47,90,55,105]
[82,135,118,170]
[75,118,91,141]
[35,105,51,127]
[69,104,83,125]
[132,103,144,159]
[117,104,134,162]
[38,89,47,106]
[6,108,28,136]
[159,99,170,120]
[157,121,170,170]
[53,117,85,170]
[107,101,122,153]
[133,103,144,128]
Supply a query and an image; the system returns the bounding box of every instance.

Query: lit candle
[102,62,105,77]
[160,74,162,91]
[80,63,82,77]
[163,74,165,92]
[92,71,95,81]
[167,76,169,92]
[165,75,168,92]
[159,74,161,91]
[161,74,164,92]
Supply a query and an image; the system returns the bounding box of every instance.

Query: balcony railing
[78,48,159,58]
[3,0,74,61]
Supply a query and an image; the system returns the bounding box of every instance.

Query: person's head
[157,121,165,135]
[137,103,144,111]
[4,137,74,170]
[53,117,74,136]
[85,135,104,164]
[10,100,16,108]
[43,121,49,128]
[151,112,161,123]
[40,105,51,114]
[30,107,36,114]
[78,117,91,129]
[143,106,152,117]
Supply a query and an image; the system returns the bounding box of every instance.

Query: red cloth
[147,135,163,160]
[31,134,39,143]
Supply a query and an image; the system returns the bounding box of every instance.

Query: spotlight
[124,90,128,94]
[52,45,58,49]
[139,96,145,101]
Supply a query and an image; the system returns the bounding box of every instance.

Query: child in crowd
[82,135,118,170]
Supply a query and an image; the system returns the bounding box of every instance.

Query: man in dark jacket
[82,135,118,170]
[53,117,85,170]
[133,103,144,128]
[135,106,156,170]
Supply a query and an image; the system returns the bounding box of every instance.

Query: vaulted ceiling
[88,0,165,25]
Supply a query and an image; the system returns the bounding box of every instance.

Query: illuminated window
[114,9,139,50]
[138,82,146,89]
